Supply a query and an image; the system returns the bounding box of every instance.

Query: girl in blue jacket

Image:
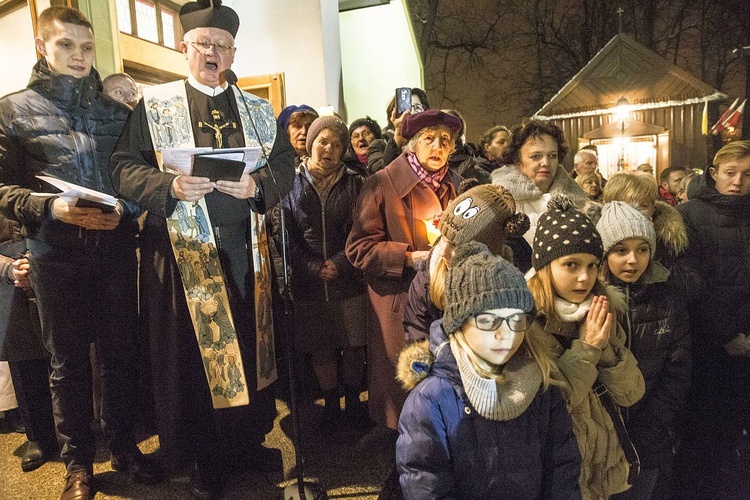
[395,241,582,499]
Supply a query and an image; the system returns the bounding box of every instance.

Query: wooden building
[532,34,727,179]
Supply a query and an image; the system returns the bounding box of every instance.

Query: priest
[109,0,295,496]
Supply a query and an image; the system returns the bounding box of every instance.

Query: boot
[344,385,370,428]
[320,388,341,435]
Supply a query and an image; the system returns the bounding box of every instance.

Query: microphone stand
[223,70,327,500]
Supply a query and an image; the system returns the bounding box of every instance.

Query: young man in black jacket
[0,7,160,499]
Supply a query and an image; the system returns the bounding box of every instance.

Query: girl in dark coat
[396,242,581,499]
[596,202,691,500]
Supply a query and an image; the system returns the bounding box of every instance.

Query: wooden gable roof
[534,34,721,118]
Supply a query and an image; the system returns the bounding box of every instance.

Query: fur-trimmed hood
[652,200,688,257]
[584,199,688,258]
[491,164,588,207]
[397,340,434,391]
[397,320,458,392]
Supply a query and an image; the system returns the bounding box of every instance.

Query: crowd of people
[0,3,748,500]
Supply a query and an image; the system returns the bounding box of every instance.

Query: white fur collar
[491,164,588,207]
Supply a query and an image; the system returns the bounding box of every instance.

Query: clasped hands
[318,259,339,281]
[10,256,30,290]
[170,173,257,202]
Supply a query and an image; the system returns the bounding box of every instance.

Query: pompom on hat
[438,182,529,255]
[443,242,536,334]
[596,201,657,256]
[180,0,240,38]
[401,109,462,140]
[532,194,603,271]
[305,115,349,156]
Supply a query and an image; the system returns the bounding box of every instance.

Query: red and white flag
[710,98,739,135]
[722,99,746,131]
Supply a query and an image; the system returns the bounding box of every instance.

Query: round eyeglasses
[188,41,235,55]
[472,312,534,332]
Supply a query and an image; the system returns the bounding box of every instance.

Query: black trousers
[28,237,139,473]
[7,357,56,449]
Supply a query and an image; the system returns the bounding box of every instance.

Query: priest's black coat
[109,83,295,472]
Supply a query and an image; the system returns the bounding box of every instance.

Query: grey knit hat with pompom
[443,242,536,334]
[532,194,603,271]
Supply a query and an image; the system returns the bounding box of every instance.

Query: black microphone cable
[222,69,327,500]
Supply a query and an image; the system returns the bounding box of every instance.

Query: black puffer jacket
[677,169,750,348]
[609,261,691,468]
[0,59,137,247]
[281,163,365,301]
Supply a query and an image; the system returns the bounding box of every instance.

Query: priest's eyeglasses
[189,41,236,55]
[472,312,534,332]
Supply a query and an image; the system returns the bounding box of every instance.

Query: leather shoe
[21,440,52,472]
[111,449,164,484]
[60,470,93,500]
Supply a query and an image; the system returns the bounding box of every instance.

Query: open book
[33,175,117,213]
[161,146,263,181]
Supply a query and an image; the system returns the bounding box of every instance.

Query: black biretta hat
[180,0,240,38]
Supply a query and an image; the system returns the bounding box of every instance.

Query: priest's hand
[215,173,257,200]
[171,174,213,202]
[50,198,121,230]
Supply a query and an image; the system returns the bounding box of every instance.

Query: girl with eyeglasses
[395,241,582,499]
[526,195,645,499]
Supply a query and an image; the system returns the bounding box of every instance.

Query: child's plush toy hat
[438,180,529,255]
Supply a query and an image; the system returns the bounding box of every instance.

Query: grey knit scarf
[450,338,542,421]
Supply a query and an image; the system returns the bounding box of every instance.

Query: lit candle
[423,215,442,246]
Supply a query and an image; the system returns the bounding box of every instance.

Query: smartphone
[396,87,412,115]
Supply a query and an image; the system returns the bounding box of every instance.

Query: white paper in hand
[34,175,117,210]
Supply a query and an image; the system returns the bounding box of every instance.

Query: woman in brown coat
[346,109,463,429]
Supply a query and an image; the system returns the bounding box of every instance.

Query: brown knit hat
[444,242,536,334]
[438,183,529,255]
[305,115,349,155]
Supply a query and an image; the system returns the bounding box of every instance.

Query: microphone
[222,68,325,500]
[223,68,238,86]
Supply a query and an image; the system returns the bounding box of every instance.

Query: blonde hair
[452,324,558,390]
[713,140,750,168]
[428,238,455,310]
[603,171,658,204]
[575,171,602,190]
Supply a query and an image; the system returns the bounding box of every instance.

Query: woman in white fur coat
[491,121,587,245]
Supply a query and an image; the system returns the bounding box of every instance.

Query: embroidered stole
[143,81,277,409]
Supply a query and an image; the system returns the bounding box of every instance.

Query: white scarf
[554,294,594,323]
